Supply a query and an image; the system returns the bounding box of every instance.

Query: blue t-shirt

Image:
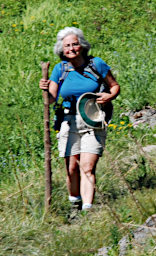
[49,57,110,107]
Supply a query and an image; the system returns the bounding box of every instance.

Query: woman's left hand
[96,92,112,104]
[96,71,120,104]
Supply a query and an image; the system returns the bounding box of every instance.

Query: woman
[40,27,120,211]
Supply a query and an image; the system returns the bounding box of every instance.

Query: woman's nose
[69,45,74,50]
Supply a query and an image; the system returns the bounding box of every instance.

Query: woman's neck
[69,55,85,68]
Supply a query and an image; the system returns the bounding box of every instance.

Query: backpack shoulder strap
[58,61,70,85]
[56,62,72,102]
[85,57,110,93]
[84,57,103,82]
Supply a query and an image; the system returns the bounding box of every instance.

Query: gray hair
[54,27,91,60]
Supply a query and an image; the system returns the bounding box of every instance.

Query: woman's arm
[96,70,120,104]
[39,79,58,104]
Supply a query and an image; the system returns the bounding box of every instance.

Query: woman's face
[62,34,82,60]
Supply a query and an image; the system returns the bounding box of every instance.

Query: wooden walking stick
[41,61,52,212]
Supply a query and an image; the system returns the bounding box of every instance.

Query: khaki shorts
[57,114,106,157]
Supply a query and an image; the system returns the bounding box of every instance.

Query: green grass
[0,0,156,255]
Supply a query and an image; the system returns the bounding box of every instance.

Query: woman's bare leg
[65,154,80,197]
[80,153,99,205]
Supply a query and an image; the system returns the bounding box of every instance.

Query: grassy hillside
[0,0,156,255]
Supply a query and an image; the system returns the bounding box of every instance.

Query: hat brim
[77,92,105,129]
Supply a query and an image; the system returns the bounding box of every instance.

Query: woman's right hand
[39,79,50,90]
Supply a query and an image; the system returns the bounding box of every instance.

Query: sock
[82,203,92,210]
[69,195,81,203]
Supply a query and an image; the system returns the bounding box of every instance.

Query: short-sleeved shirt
[49,57,110,107]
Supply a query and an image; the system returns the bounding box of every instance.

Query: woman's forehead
[63,34,78,44]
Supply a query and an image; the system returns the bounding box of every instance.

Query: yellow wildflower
[128,123,132,127]
[42,19,46,23]
[119,127,123,130]
[120,121,125,125]
[14,29,19,32]
[12,24,17,27]
[108,124,117,129]
[108,124,114,127]
[72,21,78,25]
[1,10,5,15]
[50,23,54,26]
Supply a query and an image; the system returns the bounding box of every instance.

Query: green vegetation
[0,0,156,255]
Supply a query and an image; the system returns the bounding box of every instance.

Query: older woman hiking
[39,27,120,212]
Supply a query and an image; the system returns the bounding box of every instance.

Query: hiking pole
[41,61,52,212]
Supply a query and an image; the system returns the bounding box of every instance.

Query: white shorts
[57,114,106,157]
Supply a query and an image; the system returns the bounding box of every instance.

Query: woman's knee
[80,153,99,173]
[80,163,95,177]
[67,166,79,177]
[65,155,79,172]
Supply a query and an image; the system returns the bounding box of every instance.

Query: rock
[121,106,156,128]
[133,112,143,119]
[119,215,156,256]
[142,145,156,153]
[96,214,156,256]
[96,247,111,256]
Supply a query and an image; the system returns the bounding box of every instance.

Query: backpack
[53,56,113,130]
